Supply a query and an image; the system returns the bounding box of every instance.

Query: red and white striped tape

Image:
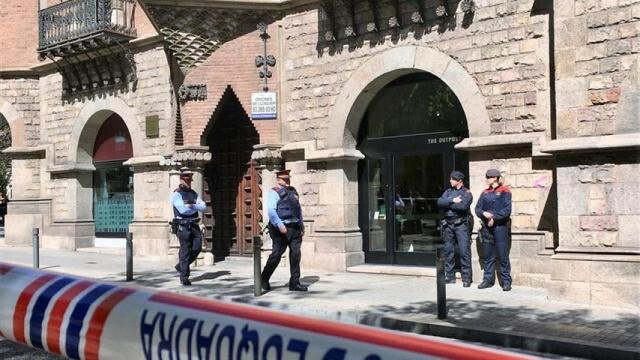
[0,263,535,360]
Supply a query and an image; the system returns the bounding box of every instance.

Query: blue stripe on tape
[29,277,75,350]
[65,284,114,360]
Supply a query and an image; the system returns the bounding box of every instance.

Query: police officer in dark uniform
[260,169,308,292]
[475,169,513,291]
[437,170,474,287]
[171,172,206,286]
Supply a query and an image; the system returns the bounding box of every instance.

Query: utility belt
[440,217,466,227]
[282,218,301,227]
[169,218,200,234]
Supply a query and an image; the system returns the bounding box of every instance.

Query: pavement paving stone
[0,246,638,359]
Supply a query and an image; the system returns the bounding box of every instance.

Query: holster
[478,225,495,244]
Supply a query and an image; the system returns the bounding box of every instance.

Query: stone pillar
[168,146,213,264]
[124,156,172,259]
[251,144,284,250]
[309,156,364,271]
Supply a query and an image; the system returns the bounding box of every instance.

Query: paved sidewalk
[0,246,637,359]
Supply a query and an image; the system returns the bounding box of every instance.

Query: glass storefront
[358,72,469,266]
[93,163,134,236]
[92,114,134,237]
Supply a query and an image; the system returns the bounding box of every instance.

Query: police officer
[475,169,513,291]
[437,170,473,287]
[171,172,206,286]
[260,169,308,292]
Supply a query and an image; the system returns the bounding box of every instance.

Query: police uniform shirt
[171,190,206,218]
[474,186,512,222]
[437,187,473,219]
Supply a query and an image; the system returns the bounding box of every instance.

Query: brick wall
[0,0,40,69]
[180,22,281,146]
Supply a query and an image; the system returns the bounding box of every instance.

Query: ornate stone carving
[178,84,207,102]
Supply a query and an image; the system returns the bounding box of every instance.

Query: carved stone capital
[251,143,283,169]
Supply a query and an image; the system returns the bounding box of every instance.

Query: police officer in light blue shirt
[171,172,206,286]
[260,169,308,292]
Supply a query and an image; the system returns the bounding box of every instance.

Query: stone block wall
[557,152,639,250]
[281,0,551,147]
[0,78,40,148]
[554,1,639,137]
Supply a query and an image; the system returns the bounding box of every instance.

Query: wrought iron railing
[38,0,136,55]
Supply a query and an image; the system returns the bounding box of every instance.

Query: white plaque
[251,92,277,119]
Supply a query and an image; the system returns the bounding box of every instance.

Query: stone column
[251,144,284,250]
[311,157,365,271]
[170,146,212,264]
[3,147,49,246]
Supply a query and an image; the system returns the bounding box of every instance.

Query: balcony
[38,0,137,59]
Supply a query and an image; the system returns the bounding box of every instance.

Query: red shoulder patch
[496,185,511,193]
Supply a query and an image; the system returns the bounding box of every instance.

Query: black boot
[261,275,271,291]
[477,281,494,289]
[289,283,308,292]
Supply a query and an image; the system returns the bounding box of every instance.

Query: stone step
[76,247,126,256]
[347,264,437,277]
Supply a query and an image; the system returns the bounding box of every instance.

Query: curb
[212,294,639,360]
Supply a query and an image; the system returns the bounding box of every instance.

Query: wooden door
[203,90,260,259]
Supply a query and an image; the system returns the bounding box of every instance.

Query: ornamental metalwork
[38,0,137,59]
[179,84,208,102]
[255,23,277,92]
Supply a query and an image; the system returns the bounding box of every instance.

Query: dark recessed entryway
[357,72,469,266]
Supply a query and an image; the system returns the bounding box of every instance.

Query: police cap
[179,172,193,181]
[276,169,291,179]
[450,170,465,181]
[485,169,501,178]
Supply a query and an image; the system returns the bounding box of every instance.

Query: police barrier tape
[0,263,536,360]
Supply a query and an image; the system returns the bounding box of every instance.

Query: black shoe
[261,281,271,291]
[502,284,512,291]
[289,283,308,292]
[445,278,456,284]
[463,281,471,288]
[174,264,181,273]
[180,279,192,286]
[477,281,494,289]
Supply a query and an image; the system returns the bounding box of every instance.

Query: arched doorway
[92,114,134,239]
[0,113,10,228]
[357,72,469,266]
[203,88,260,259]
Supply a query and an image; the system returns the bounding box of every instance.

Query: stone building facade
[1,0,638,307]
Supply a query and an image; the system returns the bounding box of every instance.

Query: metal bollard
[253,235,262,296]
[436,246,447,319]
[32,228,40,269]
[126,232,133,282]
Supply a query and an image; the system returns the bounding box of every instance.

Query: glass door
[359,141,455,266]
[392,152,451,265]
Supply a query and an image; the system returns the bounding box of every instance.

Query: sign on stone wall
[251,92,277,119]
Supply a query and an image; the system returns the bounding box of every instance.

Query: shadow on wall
[316,0,472,57]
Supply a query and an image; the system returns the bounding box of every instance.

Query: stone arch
[70,97,143,165]
[326,46,490,150]
[0,98,25,147]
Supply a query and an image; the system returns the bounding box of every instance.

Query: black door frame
[359,132,461,266]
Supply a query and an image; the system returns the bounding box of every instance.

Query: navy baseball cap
[450,170,465,181]
[485,169,501,178]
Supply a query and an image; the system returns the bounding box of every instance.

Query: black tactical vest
[173,188,199,219]
[275,186,301,223]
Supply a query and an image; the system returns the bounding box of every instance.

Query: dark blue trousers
[176,223,202,281]
[443,222,472,282]
[481,224,512,286]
